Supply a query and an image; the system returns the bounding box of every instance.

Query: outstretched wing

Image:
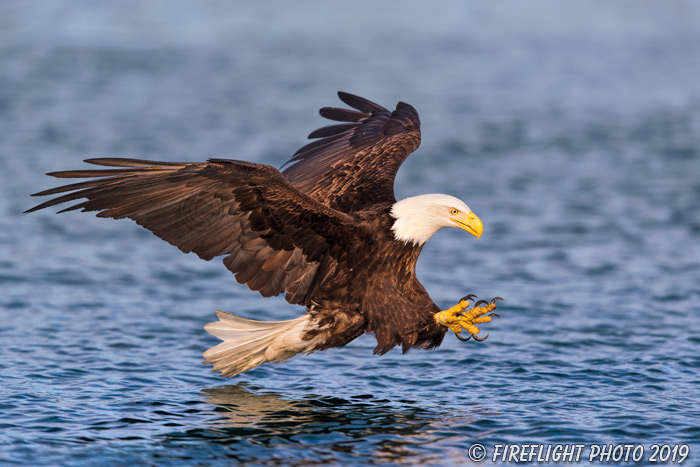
[282,92,421,212]
[26,158,356,305]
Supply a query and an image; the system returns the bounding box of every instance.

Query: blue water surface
[1,1,699,465]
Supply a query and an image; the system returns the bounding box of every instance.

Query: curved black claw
[474,300,488,308]
[472,333,489,342]
[490,297,503,305]
[454,331,472,341]
[460,294,478,303]
[488,313,501,319]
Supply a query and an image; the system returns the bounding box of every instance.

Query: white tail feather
[203,310,316,377]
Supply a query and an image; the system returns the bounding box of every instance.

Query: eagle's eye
[449,208,459,216]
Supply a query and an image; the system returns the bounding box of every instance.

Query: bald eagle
[26,92,501,377]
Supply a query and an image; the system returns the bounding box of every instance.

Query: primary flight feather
[26,92,501,377]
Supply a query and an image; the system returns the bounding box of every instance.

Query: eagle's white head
[390,194,483,246]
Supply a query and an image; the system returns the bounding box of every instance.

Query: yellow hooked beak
[452,211,483,238]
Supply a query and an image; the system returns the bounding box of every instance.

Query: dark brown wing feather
[26,158,356,305]
[282,92,421,212]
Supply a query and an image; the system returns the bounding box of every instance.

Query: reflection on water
[203,384,306,429]
[193,384,492,464]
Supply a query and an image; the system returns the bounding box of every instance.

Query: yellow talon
[434,296,502,341]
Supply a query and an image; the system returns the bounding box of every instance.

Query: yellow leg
[434,295,502,341]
